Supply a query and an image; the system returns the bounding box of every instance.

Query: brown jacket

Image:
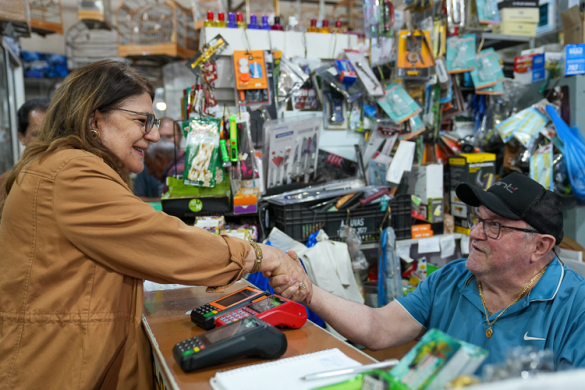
[0,149,250,389]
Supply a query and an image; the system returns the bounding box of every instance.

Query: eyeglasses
[467,212,540,240]
[114,108,160,134]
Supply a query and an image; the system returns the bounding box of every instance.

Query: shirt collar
[527,257,564,302]
[457,257,564,315]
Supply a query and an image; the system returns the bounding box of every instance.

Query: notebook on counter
[209,348,363,390]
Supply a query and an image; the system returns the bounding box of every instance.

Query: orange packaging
[412,224,433,239]
[234,187,260,206]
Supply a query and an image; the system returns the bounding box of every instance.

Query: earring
[90,129,99,139]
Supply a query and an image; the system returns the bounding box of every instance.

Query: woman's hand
[260,246,313,304]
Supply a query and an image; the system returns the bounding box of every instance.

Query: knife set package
[262,116,321,190]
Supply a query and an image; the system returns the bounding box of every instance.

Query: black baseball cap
[456,172,564,244]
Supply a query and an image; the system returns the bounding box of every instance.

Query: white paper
[418,236,441,254]
[386,141,415,184]
[440,235,456,259]
[396,243,414,263]
[211,348,361,390]
[461,235,470,255]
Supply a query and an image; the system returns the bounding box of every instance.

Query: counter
[142,280,377,389]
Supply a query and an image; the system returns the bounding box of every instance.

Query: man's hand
[264,249,313,304]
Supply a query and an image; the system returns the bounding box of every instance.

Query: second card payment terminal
[215,294,307,329]
[191,286,266,330]
[174,316,287,372]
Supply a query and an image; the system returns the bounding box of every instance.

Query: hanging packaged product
[184,118,221,187]
[345,51,384,98]
[476,0,500,24]
[496,100,550,147]
[530,144,554,191]
[276,57,309,107]
[233,50,271,106]
[475,81,504,95]
[446,34,475,73]
[377,82,423,124]
[363,0,381,39]
[446,0,466,32]
[470,48,505,90]
[186,35,228,77]
[262,116,321,189]
[231,113,259,181]
[396,29,436,80]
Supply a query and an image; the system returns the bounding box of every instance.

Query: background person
[0,60,312,390]
[0,99,50,187]
[272,173,585,370]
[133,118,180,201]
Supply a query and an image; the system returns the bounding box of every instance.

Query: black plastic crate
[268,202,388,244]
[388,194,412,240]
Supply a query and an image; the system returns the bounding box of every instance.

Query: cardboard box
[500,7,540,23]
[407,164,444,223]
[537,0,557,34]
[448,153,496,235]
[498,0,539,9]
[493,21,537,36]
[561,6,585,44]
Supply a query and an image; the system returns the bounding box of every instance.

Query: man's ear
[531,234,556,263]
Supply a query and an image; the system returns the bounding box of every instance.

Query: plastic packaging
[276,57,309,106]
[234,113,259,181]
[184,118,221,187]
[378,227,402,306]
[530,143,554,191]
[483,346,554,382]
[547,105,585,202]
[339,225,369,271]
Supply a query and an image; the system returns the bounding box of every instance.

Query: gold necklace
[477,266,548,338]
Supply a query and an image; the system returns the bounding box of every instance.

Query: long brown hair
[0,60,154,217]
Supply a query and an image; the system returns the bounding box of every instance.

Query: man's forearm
[307,286,385,349]
[307,286,424,350]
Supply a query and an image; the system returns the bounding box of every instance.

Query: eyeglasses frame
[113,108,161,134]
[467,212,540,240]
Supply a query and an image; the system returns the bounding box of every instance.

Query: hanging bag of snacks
[183,118,221,187]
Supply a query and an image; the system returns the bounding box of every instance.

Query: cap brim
[455,183,521,220]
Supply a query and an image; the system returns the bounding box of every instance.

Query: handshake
[254,245,313,304]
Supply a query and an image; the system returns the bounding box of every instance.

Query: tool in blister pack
[478,57,495,81]
[308,136,318,177]
[186,35,228,76]
[453,45,468,69]
[233,50,270,106]
[356,61,379,90]
[328,92,345,123]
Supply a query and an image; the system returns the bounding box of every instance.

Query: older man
[133,118,179,201]
[272,173,585,370]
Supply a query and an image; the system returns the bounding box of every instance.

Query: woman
[0,60,312,390]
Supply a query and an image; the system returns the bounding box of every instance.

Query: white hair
[145,138,176,160]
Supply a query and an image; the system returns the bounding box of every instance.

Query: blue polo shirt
[396,258,585,370]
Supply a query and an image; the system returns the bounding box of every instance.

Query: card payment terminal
[173,316,287,372]
[191,286,266,330]
[215,294,307,329]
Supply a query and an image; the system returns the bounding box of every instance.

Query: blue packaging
[532,53,545,82]
[565,44,585,76]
